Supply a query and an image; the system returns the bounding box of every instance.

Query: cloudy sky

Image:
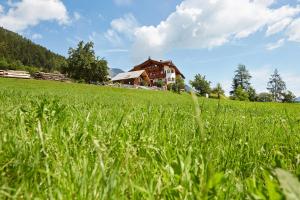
[0,0,300,96]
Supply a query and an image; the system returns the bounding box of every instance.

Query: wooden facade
[130,58,185,86]
[111,70,151,86]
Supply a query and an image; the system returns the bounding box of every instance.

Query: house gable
[130,58,185,80]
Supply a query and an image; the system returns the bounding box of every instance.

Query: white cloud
[73,12,81,21]
[0,4,4,14]
[105,29,123,46]
[266,38,285,50]
[32,33,42,40]
[105,13,138,46]
[105,49,129,53]
[114,0,133,6]
[0,0,69,32]
[286,18,300,42]
[106,0,300,61]
[266,18,292,36]
[110,13,138,38]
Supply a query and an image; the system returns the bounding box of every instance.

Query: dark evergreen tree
[231,64,252,94]
[247,86,257,102]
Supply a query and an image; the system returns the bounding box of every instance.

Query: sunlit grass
[0,78,300,199]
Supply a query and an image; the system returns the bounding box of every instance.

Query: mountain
[109,68,124,78]
[185,85,195,92]
[0,27,66,72]
[295,97,300,102]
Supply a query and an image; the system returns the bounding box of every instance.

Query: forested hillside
[0,27,67,72]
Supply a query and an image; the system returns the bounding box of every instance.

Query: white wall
[164,66,176,84]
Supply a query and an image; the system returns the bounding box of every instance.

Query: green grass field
[0,78,300,199]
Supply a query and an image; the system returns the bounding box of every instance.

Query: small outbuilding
[111,70,151,86]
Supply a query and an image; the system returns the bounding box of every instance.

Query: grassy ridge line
[0,78,300,199]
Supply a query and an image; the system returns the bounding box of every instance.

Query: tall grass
[0,78,299,199]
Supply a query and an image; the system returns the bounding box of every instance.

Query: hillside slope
[0,27,66,71]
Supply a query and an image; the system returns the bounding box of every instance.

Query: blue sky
[0,0,300,96]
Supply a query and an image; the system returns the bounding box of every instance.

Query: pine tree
[267,69,286,102]
[231,64,252,94]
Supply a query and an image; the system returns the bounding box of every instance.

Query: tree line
[0,26,296,102]
[0,27,108,83]
[190,64,296,103]
[0,27,67,72]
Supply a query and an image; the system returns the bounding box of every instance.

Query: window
[172,77,175,81]
[168,78,171,81]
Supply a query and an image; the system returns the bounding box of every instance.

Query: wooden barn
[111,70,151,86]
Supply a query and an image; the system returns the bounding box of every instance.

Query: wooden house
[111,70,151,86]
[130,58,185,86]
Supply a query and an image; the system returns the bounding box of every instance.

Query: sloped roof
[111,70,145,81]
[131,58,185,79]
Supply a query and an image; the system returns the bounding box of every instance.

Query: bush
[282,91,296,103]
[0,58,9,70]
[232,86,249,101]
[0,57,39,74]
[156,80,164,88]
[257,93,273,102]
[210,93,227,100]
[167,77,185,94]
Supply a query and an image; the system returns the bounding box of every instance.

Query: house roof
[131,58,185,79]
[111,70,146,81]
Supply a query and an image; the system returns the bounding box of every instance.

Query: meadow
[0,78,300,199]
